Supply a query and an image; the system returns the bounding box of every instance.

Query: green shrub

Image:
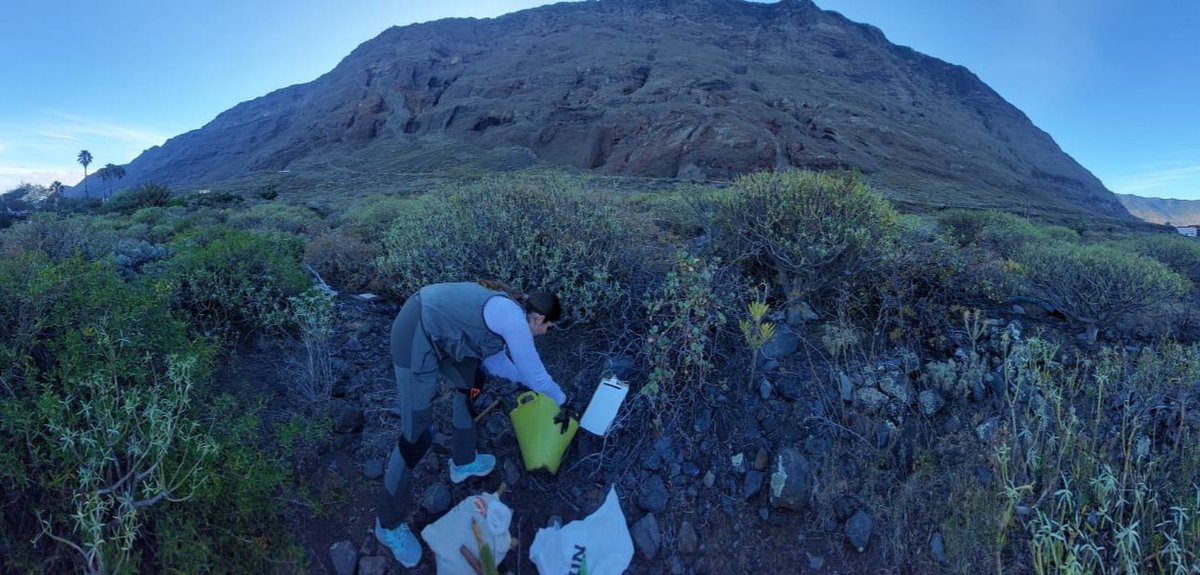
[705,170,897,318]
[0,213,118,261]
[1112,232,1200,286]
[340,194,415,241]
[1016,241,1191,342]
[104,182,172,215]
[165,226,310,341]
[150,396,306,570]
[130,206,167,226]
[936,209,1065,259]
[257,183,279,200]
[0,249,308,573]
[376,174,632,324]
[0,253,216,571]
[850,215,1017,350]
[227,203,326,236]
[640,253,735,424]
[184,190,243,208]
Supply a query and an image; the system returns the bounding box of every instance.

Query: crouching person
[374,280,567,567]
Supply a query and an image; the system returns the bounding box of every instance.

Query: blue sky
[1,1,1197,200]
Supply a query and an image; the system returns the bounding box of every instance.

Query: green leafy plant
[1017,241,1191,343]
[705,169,897,320]
[35,352,217,575]
[103,182,173,215]
[165,225,310,341]
[377,174,632,324]
[640,254,732,427]
[739,297,776,387]
[994,336,1200,574]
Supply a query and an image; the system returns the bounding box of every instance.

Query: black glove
[553,400,578,434]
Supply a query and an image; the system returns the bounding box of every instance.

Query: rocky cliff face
[1116,193,1200,225]
[92,0,1131,220]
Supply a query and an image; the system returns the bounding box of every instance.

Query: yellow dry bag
[509,391,578,474]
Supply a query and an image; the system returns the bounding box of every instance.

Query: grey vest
[418,282,509,363]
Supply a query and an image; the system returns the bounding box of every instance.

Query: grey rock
[760,325,800,360]
[703,470,716,488]
[1011,304,1026,315]
[754,447,769,471]
[838,371,854,402]
[329,540,357,575]
[632,513,661,560]
[758,507,770,521]
[878,376,912,405]
[671,556,685,575]
[361,458,385,480]
[854,387,889,414]
[639,474,669,513]
[918,389,946,416]
[759,379,773,400]
[845,509,874,552]
[420,483,452,516]
[971,377,987,402]
[775,376,803,401]
[769,447,813,511]
[975,417,999,444]
[744,470,764,500]
[682,461,700,477]
[807,552,825,570]
[641,451,664,471]
[678,520,700,554]
[759,357,781,373]
[358,555,389,575]
[931,531,948,564]
[943,414,963,434]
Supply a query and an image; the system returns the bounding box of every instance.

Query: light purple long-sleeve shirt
[480,296,566,405]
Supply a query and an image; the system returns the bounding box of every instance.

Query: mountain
[1117,193,1200,225]
[77,0,1132,220]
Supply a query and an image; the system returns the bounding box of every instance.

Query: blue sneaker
[449,453,496,484]
[375,517,421,567]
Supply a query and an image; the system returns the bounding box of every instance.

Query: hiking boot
[449,453,496,484]
[374,517,421,567]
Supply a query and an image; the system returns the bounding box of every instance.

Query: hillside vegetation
[1,171,1197,573]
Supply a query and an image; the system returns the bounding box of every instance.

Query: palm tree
[77,150,93,198]
[111,164,126,196]
[50,181,64,211]
[99,166,111,200]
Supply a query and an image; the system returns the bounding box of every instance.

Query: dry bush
[303,233,382,293]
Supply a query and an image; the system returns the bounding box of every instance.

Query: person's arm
[483,297,566,405]
[481,350,520,382]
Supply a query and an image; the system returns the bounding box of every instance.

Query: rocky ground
[252,291,1038,575]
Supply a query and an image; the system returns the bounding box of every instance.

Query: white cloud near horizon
[1108,164,1200,196]
[0,165,79,193]
[46,113,170,150]
[0,113,172,189]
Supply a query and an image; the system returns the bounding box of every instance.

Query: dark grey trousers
[377,294,480,529]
